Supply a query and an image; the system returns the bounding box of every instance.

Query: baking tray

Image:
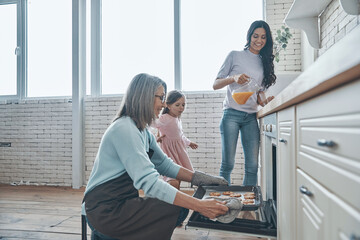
[193,185,263,211]
[187,199,277,237]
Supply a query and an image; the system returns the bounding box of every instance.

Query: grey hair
[114,73,167,130]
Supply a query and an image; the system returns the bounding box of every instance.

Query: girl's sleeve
[182,134,191,146]
[216,51,234,79]
[179,119,191,146]
[147,130,180,178]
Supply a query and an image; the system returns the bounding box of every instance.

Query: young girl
[153,90,198,190]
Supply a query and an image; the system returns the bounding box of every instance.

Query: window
[181,0,263,91]
[27,0,72,97]
[101,0,174,94]
[0,2,17,96]
[0,0,263,98]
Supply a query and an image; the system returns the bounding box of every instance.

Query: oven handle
[299,185,313,196]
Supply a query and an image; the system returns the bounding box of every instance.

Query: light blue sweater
[84,116,180,205]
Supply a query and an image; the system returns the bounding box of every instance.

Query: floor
[0,184,269,240]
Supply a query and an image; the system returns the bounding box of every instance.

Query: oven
[186,113,278,238]
[259,113,277,203]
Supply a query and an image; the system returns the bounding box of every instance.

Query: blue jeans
[219,108,260,186]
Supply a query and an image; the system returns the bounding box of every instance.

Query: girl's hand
[233,74,250,84]
[189,142,198,149]
[157,134,166,143]
[197,199,228,219]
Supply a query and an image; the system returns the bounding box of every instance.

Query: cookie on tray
[243,199,255,204]
[244,192,255,196]
[229,193,241,198]
[244,194,255,199]
[222,191,234,196]
[209,192,221,196]
[244,192,255,199]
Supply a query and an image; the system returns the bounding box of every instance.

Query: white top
[216,49,264,113]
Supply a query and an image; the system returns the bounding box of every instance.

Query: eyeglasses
[155,95,166,103]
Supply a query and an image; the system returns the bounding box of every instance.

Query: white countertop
[258,26,360,118]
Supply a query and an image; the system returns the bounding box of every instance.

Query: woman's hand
[257,92,274,107]
[197,199,228,219]
[189,142,198,149]
[233,74,250,84]
[173,190,228,220]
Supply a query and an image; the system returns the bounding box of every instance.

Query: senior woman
[82,73,228,240]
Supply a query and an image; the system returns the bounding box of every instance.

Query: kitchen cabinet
[329,191,360,240]
[277,107,296,240]
[296,80,360,211]
[258,24,360,240]
[260,79,360,240]
[296,167,360,240]
[295,79,360,240]
[296,168,332,240]
[275,79,360,240]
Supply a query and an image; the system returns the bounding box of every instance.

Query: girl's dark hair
[161,90,185,115]
[113,73,167,130]
[244,20,276,89]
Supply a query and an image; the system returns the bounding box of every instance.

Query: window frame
[94,0,179,96]
[0,0,264,99]
[0,0,26,100]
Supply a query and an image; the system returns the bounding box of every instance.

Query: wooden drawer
[329,192,360,240]
[296,169,332,240]
[297,169,360,240]
[296,80,360,211]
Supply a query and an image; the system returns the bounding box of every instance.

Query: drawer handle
[299,186,313,196]
[317,139,336,147]
[279,138,287,143]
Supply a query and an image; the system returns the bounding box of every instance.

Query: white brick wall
[265,0,302,72]
[84,92,245,187]
[0,99,72,186]
[84,97,122,181]
[319,0,360,56]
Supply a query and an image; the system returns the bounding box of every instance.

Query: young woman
[83,73,228,240]
[213,20,276,186]
[153,90,198,190]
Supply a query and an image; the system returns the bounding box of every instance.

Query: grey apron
[83,150,181,240]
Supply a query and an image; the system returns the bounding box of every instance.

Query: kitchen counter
[258,25,360,118]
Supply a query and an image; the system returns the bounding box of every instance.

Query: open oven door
[186,185,277,239]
